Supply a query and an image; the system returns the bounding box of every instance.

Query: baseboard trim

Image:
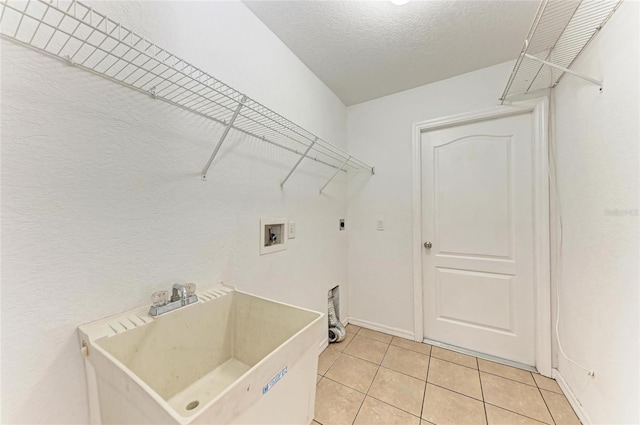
[552,368,591,425]
[346,317,414,340]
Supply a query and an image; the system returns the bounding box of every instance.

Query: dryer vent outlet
[328,286,345,343]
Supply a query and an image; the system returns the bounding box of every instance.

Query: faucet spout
[172,283,187,306]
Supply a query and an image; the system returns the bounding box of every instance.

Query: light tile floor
[314,324,581,425]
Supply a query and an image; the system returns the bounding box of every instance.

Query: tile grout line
[367,340,424,421]
[321,352,415,395]
[478,369,558,424]
[535,378,558,425]
[377,363,429,384]
[350,340,392,425]
[537,387,582,421]
[368,340,392,393]
[321,326,359,376]
[431,354,480,371]
[432,350,541,388]
[340,338,432,382]
[322,349,341,377]
[379,362,430,383]
[342,344,432,382]
[484,400,557,425]
[324,325,563,425]
[325,328,562,425]
[390,342,433,356]
[532,378,564,395]
[356,326,433,355]
[443,357,540,388]
[321,376,367,396]
[477,356,489,425]
[338,351,386,368]
[341,326,360,349]
[419,353,431,421]
[357,335,394,345]
[426,381,484,403]
[425,376,553,423]
[359,327,542,385]
[315,327,360,424]
[479,370,538,388]
[365,393,423,420]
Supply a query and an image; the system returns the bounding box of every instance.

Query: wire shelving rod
[500,0,623,103]
[0,0,374,188]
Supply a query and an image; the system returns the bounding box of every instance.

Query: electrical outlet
[377,218,384,231]
[288,222,296,239]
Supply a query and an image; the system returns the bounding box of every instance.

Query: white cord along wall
[549,88,594,378]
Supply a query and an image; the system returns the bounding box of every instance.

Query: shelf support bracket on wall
[523,53,602,88]
[280,137,318,188]
[319,155,350,195]
[500,1,621,104]
[0,0,375,186]
[201,95,247,181]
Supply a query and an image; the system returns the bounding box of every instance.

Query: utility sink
[78,284,324,424]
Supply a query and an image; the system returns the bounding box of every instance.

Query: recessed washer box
[260,218,288,255]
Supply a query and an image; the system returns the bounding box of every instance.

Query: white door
[421,112,535,365]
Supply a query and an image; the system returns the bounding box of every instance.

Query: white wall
[346,61,514,334]
[346,3,639,423]
[0,2,348,423]
[553,2,639,423]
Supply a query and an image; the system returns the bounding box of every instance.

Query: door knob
[424,241,432,249]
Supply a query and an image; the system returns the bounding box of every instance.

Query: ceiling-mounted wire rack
[500,0,623,103]
[0,0,374,191]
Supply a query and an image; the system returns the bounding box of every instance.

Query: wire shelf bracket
[524,51,601,88]
[201,95,247,181]
[280,137,318,188]
[320,156,350,195]
[500,0,623,103]
[0,0,375,190]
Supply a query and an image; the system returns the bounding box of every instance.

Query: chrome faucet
[172,283,188,306]
[149,283,198,316]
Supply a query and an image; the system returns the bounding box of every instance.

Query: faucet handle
[151,290,169,307]
[184,283,196,297]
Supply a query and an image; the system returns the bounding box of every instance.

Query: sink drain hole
[186,400,199,411]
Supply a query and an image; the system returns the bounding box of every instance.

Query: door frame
[411,98,551,376]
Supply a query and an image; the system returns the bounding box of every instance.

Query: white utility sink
[78,284,324,424]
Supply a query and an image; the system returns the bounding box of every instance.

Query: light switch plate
[377,218,384,231]
[288,222,296,239]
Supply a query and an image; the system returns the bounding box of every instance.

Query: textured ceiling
[244,0,540,105]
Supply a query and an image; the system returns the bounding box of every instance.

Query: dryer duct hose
[327,297,346,343]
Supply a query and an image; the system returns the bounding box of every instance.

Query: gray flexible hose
[327,297,346,342]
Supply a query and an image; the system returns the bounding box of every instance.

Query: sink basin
[78,284,324,424]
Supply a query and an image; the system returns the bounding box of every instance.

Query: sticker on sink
[262,366,288,395]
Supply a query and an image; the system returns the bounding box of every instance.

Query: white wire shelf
[0,0,374,188]
[500,0,623,103]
